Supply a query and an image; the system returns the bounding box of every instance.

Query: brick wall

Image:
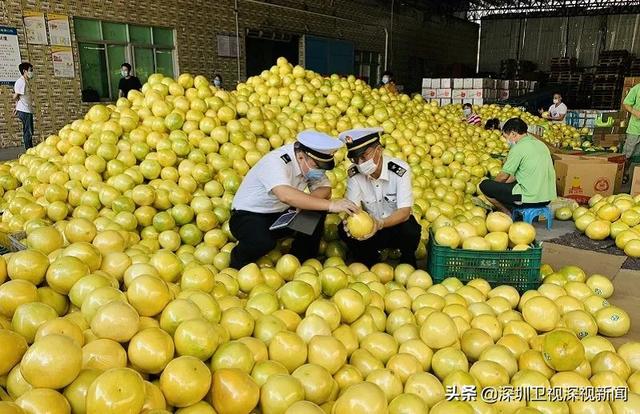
[0,0,477,148]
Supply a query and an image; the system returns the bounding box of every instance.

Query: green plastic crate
[427,232,543,293]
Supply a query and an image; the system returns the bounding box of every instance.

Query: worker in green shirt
[622,82,640,181]
[479,118,557,214]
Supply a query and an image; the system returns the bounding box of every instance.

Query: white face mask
[26,70,34,79]
[214,79,221,87]
[357,148,380,176]
[463,108,471,116]
[553,98,560,104]
[121,70,129,77]
[382,76,389,84]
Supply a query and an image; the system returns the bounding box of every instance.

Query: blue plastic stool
[511,206,553,230]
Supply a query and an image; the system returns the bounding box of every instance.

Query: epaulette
[280,154,291,164]
[347,165,358,177]
[388,161,406,177]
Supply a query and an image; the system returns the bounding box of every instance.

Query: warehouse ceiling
[378,0,640,21]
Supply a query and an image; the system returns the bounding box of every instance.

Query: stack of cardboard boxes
[421,78,536,106]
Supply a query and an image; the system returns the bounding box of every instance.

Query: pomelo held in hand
[346,211,375,239]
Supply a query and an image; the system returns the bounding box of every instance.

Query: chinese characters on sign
[23,11,47,45]
[445,385,629,403]
[52,46,74,78]
[47,14,71,46]
[0,26,22,85]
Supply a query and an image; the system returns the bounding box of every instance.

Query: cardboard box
[472,78,493,89]
[439,98,452,106]
[581,153,626,193]
[500,80,510,89]
[472,98,485,106]
[463,78,473,89]
[593,125,625,135]
[422,89,437,99]
[551,152,582,162]
[499,89,510,100]
[467,89,483,99]
[631,166,640,195]
[593,133,624,148]
[440,78,452,89]
[484,89,496,99]
[452,99,463,104]
[421,78,431,88]
[555,158,619,203]
[452,89,468,99]
[453,78,464,89]
[430,79,441,89]
[436,88,452,98]
[462,99,473,105]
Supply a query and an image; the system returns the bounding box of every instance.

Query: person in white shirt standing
[540,93,568,123]
[13,62,35,149]
[338,127,421,267]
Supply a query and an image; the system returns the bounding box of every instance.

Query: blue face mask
[302,156,326,181]
[305,168,326,181]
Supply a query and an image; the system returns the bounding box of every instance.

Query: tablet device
[269,210,322,235]
[269,211,297,231]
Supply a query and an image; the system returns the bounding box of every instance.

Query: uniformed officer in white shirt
[229,130,359,269]
[338,127,421,267]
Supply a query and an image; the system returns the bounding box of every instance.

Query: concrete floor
[0,147,24,162]
[533,218,576,241]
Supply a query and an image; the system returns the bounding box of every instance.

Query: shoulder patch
[280,154,291,164]
[388,161,406,177]
[347,165,358,177]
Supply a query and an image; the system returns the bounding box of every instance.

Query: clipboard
[269,210,322,235]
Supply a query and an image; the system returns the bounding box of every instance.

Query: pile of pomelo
[477,106,589,150]
[0,59,637,413]
[433,211,536,251]
[0,249,637,414]
[557,193,640,258]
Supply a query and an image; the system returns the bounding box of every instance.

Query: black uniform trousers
[479,180,550,211]
[339,215,421,267]
[229,209,326,269]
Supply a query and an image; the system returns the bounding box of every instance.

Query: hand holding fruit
[342,217,381,241]
[343,210,380,241]
[328,199,359,215]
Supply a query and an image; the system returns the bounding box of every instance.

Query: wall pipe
[239,0,389,71]
[389,0,394,69]
[384,27,389,71]
[234,0,242,83]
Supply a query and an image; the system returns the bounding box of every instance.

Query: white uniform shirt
[14,76,33,113]
[232,143,331,213]
[346,156,413,220]
[548,102,567,123]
